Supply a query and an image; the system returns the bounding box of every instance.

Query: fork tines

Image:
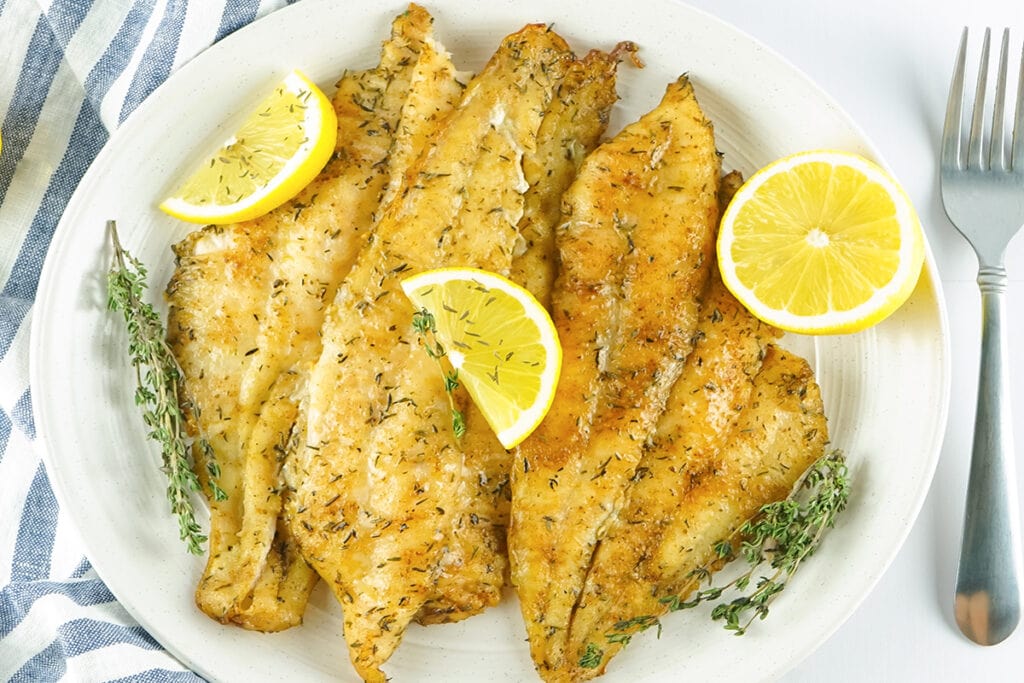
[943,27,1024,172]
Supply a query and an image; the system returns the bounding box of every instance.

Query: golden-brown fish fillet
[558,169,769,667]
[566,343,829,679]
[224,5,464,630]
[549,169,780,678]
[283,25,573,682]
[509,75,721,678]
[422,47,627,626]
[168,222,312,632]
[166,222,275,618]
[560,266,778,678]
[167,4,450,630]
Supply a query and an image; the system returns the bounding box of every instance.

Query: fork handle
[955,266,1023,645]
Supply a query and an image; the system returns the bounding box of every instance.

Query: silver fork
[941,27,1024,646]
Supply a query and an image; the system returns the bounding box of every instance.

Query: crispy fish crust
[508,48,628,308]
[227,5,465,632]
[567,343,829,679]
[426,47,626,626]
[283,25,573,682]
[510,75,721,677]
[167,4,447,630]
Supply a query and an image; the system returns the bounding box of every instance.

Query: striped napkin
[0,1,297,680]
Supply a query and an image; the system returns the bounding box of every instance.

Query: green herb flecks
[602,449,849,648]
[106,219,215,554]
[412,307,466,439]
[578,642,604,670]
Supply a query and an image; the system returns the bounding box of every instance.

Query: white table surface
[678,0,1024,680]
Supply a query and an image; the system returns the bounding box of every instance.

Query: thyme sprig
[581,450,850,668]
[412,308,466,439]
[106,220,209,555]
[662,449,850,634]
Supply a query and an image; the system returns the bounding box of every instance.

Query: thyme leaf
[600,449,849,649]
[451,407,467,439]
[106,220,210,554]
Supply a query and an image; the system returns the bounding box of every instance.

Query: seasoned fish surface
[562,266,778,678]
[223,5,463,629]
[166,221,277,623]
[509,48,627,308]
[283,25,573,682]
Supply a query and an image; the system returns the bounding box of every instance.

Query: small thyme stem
[412,308,465,439]
[199,437,228,502]
[106,220,210,555]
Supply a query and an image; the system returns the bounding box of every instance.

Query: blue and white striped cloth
[0,2,299,680]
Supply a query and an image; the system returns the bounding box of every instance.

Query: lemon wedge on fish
[401,267,562,449]
[159,69,337,225]
[717,150,924,335]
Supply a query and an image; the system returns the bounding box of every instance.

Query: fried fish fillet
[566,343,829,679]
[168,4,451,630]
[168,224,313,631]
[509,75,721,678]
[224,5,465,631]
[560,264,779,678]
[558,171,822,678]
[424,47,627,626]
[283,25,573,681]
[166,217,275,620]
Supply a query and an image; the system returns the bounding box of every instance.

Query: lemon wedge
[401,267,562,449]
[159,69,337,225]
[717,150,924,335]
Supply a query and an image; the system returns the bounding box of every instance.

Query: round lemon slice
[400,267,562,449]
[717,150,925,335]
[159,69,337,225]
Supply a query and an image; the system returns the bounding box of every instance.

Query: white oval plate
[30,1,950,681]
